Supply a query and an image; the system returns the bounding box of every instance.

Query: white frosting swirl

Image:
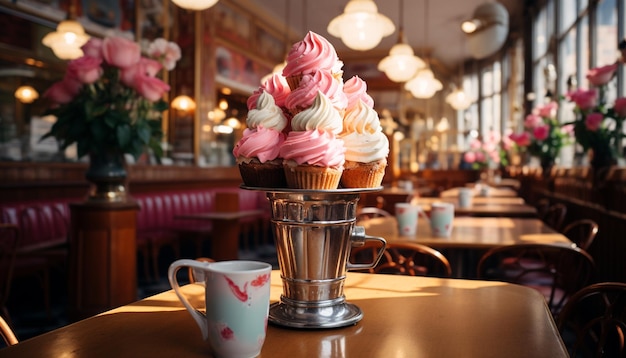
[341,130,389,163]
[342,99,381,135]
[246,91,287,131]
[290,91,343,134]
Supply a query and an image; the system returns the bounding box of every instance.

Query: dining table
[358,216,573,277]
[440,186,519,198]
[0,271,568,358]
[413,197,537,217]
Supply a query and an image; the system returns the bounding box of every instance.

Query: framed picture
[78,0,135,38]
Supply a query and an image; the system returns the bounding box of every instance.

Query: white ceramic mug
[429,202,455,238]
[168,260,272,358]
[458,188,474,208]
[395,202,424,236]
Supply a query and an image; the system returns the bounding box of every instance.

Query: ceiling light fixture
[462,2,509,59]
[14,85,39,104]
[171,0,219,11]
[327,0,395,51]
[42,1,89,60]
[171,95,196,111]
[377,0,425,82]
[404,0,441,99]
[446,31,472,110]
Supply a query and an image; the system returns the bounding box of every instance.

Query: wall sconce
[171,0,219,11]
[42,20,90,60]
[14,85,39,104]
[461,2,509,59]
[171,95,196,111]
[327,0,395,51]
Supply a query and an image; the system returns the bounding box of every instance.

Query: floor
[3,236,278,347]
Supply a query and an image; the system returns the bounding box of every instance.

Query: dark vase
[85,150,128,202]
[590,144,616,187]
[540,156,555,178]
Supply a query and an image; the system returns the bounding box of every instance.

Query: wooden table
[0,271,568,358]
[413,197,537,217]
[440,186,519,198]
[175,209,264,260]
[359,216,572,277]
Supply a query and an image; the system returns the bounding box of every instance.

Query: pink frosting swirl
[232,127,285,163]
[344,76,374,111]
[285,70,347,112]
[247,74,291,110]
[279,129,345,168]
[282,31,340,78]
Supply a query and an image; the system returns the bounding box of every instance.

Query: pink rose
[469,140,482,150]
[535,102,558,118]
[568,89,598,111]
[524,114,543,129]
[585,112,604,131]
[490,151,501,163]
[509,132,531,147]
[81,38,103,59]
[148,38,181,71]
[475,151,486,163]
[67,56,103,84]
[120,58,163,87]
[102,36,141,69]
[562,124,574,134]
[614,97,626,117]
[533,124,550,141]
[43,77,82,104]
[134,75,170,102]
[586,63,618,86]
[463,151,476,163]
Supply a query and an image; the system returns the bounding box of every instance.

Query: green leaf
[116,124,132,148]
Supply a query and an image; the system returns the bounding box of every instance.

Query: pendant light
[172,0,219,11]
[327,0,395,51]
[377,0,425,82]
[446,31,472,110]
[404,0,441,98]
[14,85,39,104]
[42,1,89,60]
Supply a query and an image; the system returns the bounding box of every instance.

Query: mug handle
[168,259,213,340]
[347,226,387,270]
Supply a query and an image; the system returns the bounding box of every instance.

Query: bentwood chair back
[350,242,452,277]
[0,224,19,323]
[0,313,18,346]
[557,282,626,358]
[477,243,595,316]
[543,203,567,231]
[561,219,599,251]
[356,207,392,221]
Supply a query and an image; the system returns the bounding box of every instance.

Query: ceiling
[235,0,524,77]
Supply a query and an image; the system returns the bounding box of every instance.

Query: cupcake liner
[286,74,303,91]
[283,163,342,190]
[340,160,387,188]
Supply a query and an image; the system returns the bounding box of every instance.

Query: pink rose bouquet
[565,61,625,169]
[463,131,508,170]
[41,36,181,159]
[509,101,572,166]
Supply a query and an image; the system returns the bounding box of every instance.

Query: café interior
[1,0,626,356]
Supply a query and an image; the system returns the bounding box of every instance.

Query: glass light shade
[171,0,219,10]
[42,20,90,60]
[377,43,425,83]
[404,68,442,99]
[446,88,472,110]
[171,95,196,111]
[327,0,395,51]
[14,85,39,104]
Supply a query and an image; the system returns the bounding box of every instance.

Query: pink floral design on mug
[429,202,454,238]
[395,202,421,236]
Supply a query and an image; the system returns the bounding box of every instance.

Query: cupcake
[247,74,291,110]
[233,91,288,187]
[282,31,343,90]
[339,99,389,188]
[343,75,374,112]
[285,70,348,116]
[279,92,346,189]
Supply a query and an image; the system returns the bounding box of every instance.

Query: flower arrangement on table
[41,36,181,159]
[565,45,626,170]
[509,101,573,169]
[463,131,508,170]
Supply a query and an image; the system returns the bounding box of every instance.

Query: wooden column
[68,200,139,321]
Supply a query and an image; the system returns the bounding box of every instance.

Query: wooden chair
[561,219,599,251]
[356,207,392,221]
[477,244,595,316]
[0,224,19,324]
[0,313,18,347]
[350,241,452,277]
[543,203,567,231]
[187,257,215,283]
[535,198,550,220]
[557,282,626,358]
